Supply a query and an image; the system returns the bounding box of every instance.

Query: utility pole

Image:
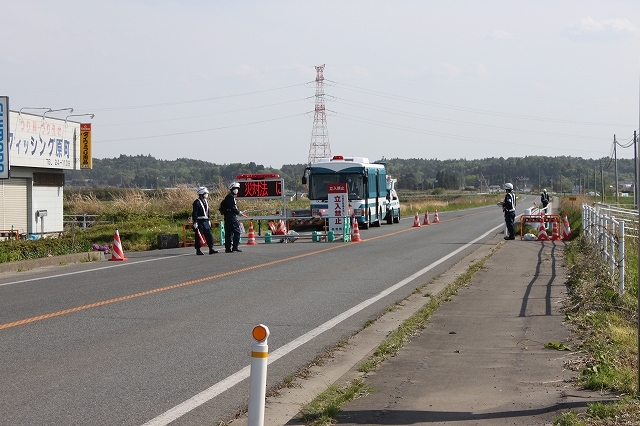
[614,134,619,204]
[308,65,331,164]
[634,131,637,208]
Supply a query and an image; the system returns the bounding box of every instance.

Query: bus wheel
[374,208,382,227]
[386,210,393,224]
[393,209,400,223]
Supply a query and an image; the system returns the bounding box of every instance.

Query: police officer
[540,188,550,211]
[192,187,218,255]
[502,183,516,240]
[221,182,247,253]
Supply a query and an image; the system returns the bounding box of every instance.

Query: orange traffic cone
[109,229,128,261]
[433,210,440,223]
[275,220,287,235]
[551,218,561,241]
[537,216,549,241]
[423,211,431,225]
[413,213,421,227]
[247,221,257,245]
[351,217,362,242]
[562,212,571,240]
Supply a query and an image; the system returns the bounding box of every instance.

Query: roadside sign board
[80,123,92,169]
[328,183,348,234]
[0,96,8,179]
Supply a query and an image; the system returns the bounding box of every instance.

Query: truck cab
[384,177,400,224]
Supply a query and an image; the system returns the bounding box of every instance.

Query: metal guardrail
[63,214,107,229]
[582,204,626,293]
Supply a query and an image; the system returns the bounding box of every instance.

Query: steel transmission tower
[308,64,331,164]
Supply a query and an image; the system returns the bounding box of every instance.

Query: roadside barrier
[582,204,626,293]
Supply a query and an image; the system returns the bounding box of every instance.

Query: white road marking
[0,253,191,287]
[141,224,503,426]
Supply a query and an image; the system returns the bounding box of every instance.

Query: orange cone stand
[551,218,562,240]
[247,222,257,245]
[433,210,440,223]
[351,217,362,242]
[423,211,431,225]
[537,216,550,241]
[109,229,128,261]
[275,220,287,235]
[562,213,571,240]
[413,213,421,227]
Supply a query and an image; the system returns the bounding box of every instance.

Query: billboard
[8,111,81,170]
[80,123,92,169]
[0,97,8,178]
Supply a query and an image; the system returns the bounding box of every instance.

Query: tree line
[64,154,636,195]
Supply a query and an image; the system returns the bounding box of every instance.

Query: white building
[0,107,90,237]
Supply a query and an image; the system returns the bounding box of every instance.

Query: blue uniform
[192,197,214,252]
[222,192,242,252]
[503,191,516,240]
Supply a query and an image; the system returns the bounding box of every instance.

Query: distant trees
[65,154,636,196]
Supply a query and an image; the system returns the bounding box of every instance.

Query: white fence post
[619,221,625,293]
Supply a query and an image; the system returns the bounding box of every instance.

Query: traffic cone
[275,220,287,235]
[247,221,257,245]
[551,218,562,240]
[423,211,431,225]
[351,217,362,242]
[413,213,421,227]
[562,212,572,240]
[108,229,128,261]
[537,216,549,241]
[433,210,440,223]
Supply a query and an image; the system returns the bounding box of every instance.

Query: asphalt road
[0,197,530,425]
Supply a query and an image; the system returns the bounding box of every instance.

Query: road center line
[141,223,503,426]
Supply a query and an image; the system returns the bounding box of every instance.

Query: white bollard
[248,324,270,426]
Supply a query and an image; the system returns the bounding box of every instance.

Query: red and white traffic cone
[351,217,362,242]
[275,220,287,235]
[562,212,572,240]
[247,222,257,245]
[551,218,562,241]
[537,217,550,241]
[109,229,128,261]
[413,213,421,227]
[423,211,431,225]
[433,210,440,223]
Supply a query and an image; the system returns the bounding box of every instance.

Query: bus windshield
[309,174,363,200]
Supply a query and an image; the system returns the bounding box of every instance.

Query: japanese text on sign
[237,179,283,199]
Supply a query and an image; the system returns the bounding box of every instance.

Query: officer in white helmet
[540,188,550,212]
[502,183,516,240]
[220,182,247,253]
[192,186,218,255]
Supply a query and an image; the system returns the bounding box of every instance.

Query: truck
[385,176,401,224]
[299,155,394,229]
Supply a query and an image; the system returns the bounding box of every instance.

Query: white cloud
[563,17,638,41]
[488,29,514,40]
[432,62,462,77]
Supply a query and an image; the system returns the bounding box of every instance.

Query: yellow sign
[80,123,92,169]
[569,196,577,201]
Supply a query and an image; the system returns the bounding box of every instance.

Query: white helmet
[229,182,240,191]
[504,183,513,190]
[543,188,547,193]
[197,186,209,195]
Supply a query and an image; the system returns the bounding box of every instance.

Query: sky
[1,0,639,169]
